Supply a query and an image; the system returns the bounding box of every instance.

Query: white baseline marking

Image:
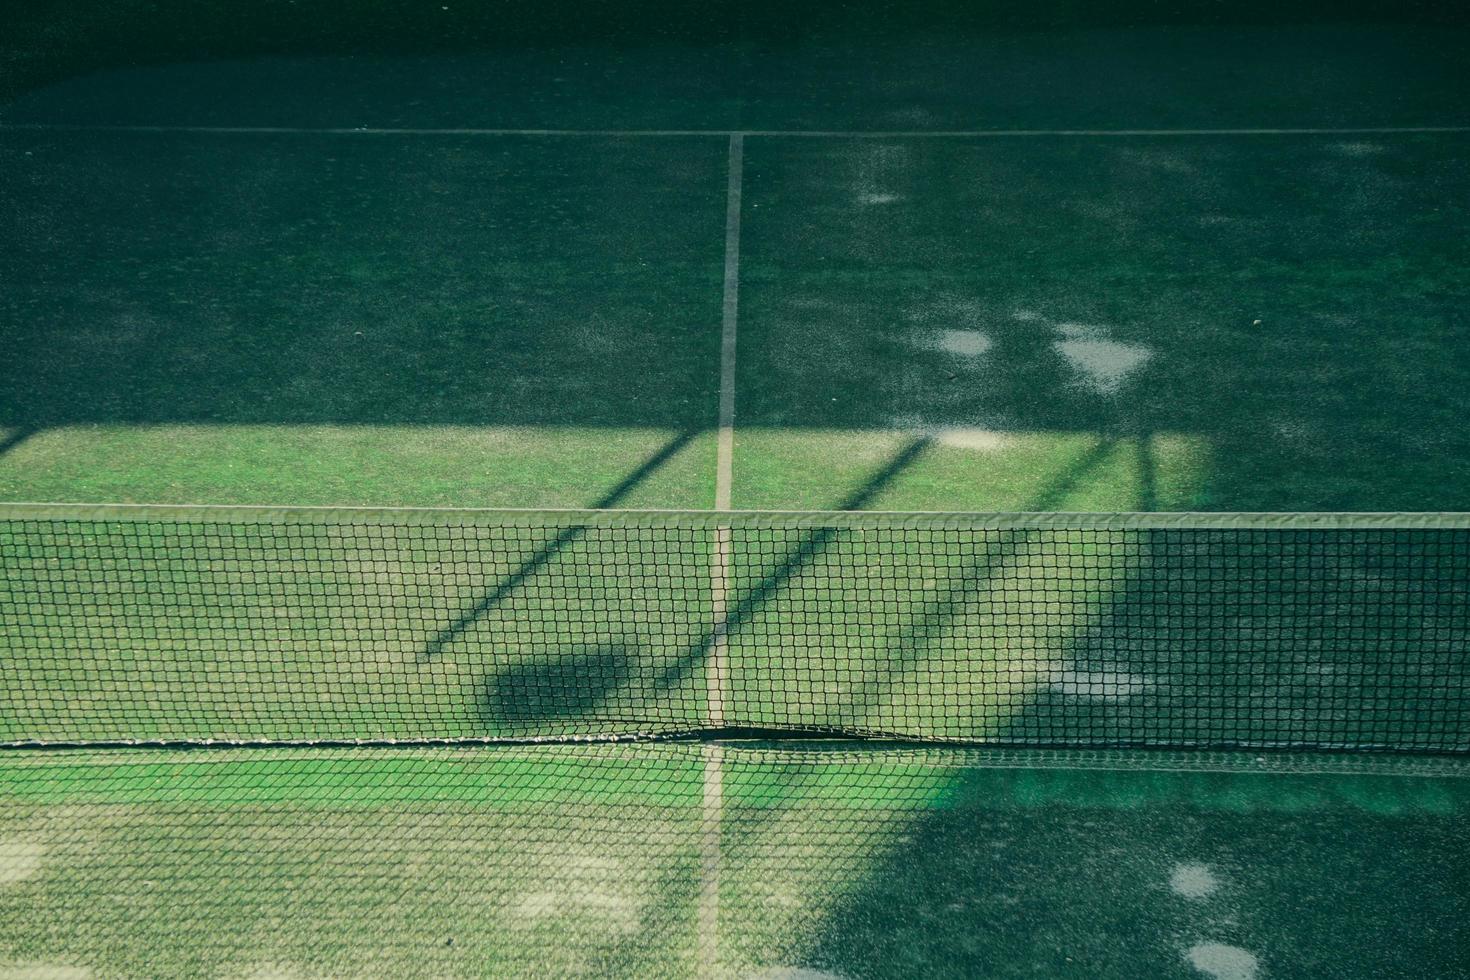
[3,123,1468,138]
[701,131,744,978]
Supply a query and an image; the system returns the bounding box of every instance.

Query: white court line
[710,131,743,726]
[715,133,743,513]
[3,122,1469,138]
[700,132,744,979]
[699,740,725,975]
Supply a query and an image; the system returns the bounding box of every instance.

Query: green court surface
[4,128,1469,510]
[0,514,721,744]
[7,511,1464,753]
[3,4,1469,978]
[0,132,723,508]
[1,746,1467,979]
[736,135,1470,511]
[3,10,1470,512]
[3,3,1468,132]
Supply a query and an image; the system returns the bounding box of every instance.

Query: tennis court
[4,130,1469,511]
[3,3,1469,978]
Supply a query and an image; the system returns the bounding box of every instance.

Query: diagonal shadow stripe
[579,438,1161,969]
[471,435,935,728]
[0,426,38,458]
[825,438,1130,729]
[471,429,1134,732]
[623,431,1132,733]
[420,428,700,659]
[621,436,936,704]
[1027,436,1119,511]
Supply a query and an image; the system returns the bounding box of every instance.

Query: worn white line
[700,132,744,979]
[711,133,743,716]
[755,125,1470,138]
[699,741,725,975]
[4,122,1468,138]
[715,133,743,512]
[0,123,722,137]
[707,535,733,731]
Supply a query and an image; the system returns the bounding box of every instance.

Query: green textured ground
[0,132,724,508]
[3,128,1468,510]
[736,136,1470,511]
[3,11,1470,512]
[2,746,1468,979]
[7,514,1462,752]
[3,3,1468,978]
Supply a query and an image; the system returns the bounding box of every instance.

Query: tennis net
[2,505,1466,752]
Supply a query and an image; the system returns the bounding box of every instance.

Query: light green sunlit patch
[724,527,1147,740]
[0,802,702,976]
[0,425,715,509]
[0,748,706,808]
[731,429,1211,512]
[0,519,716,744]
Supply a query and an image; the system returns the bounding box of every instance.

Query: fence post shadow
[420,427,700,660]
[463,427,1130,736]
[0,425,38,458]
[568,427,1164,967]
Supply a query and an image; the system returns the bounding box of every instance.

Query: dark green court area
[1,132,725,507]
[4,1,1468,131]
[737,134,1470,511]
[3,128,1468,510]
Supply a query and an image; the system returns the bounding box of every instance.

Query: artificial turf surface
[3,3,1469,977]
[0,132,724,509]
[734,134,1470,511]
[5,511,1464,752]
[3,130,1468,511]
[2,745,1467,979]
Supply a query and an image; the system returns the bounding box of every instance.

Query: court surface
[3,9,1470,512]
[2,5,1468,979]
[2,746,1469,979]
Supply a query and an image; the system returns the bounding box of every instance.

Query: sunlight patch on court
[0,964,92,980]
[731,429,1212,512]
[1186,943,1260,980]
[0,425,715,509]
[0,840,45,885]
[512,853,645,936]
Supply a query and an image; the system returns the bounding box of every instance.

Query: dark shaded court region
[736,135,1470,511]
[0,134,725,506]
[3,1,1469,131]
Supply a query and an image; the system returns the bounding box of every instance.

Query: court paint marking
[699,741,725,975]
[701,132,744,976]
[5,122,1469,138]
[715,133,743,513]
[0,839,46,884]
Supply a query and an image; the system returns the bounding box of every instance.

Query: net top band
[2,502,1468,530]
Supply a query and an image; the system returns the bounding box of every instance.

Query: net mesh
[3,506,1466,752]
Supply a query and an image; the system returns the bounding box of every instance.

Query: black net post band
[2,505,1467,752]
